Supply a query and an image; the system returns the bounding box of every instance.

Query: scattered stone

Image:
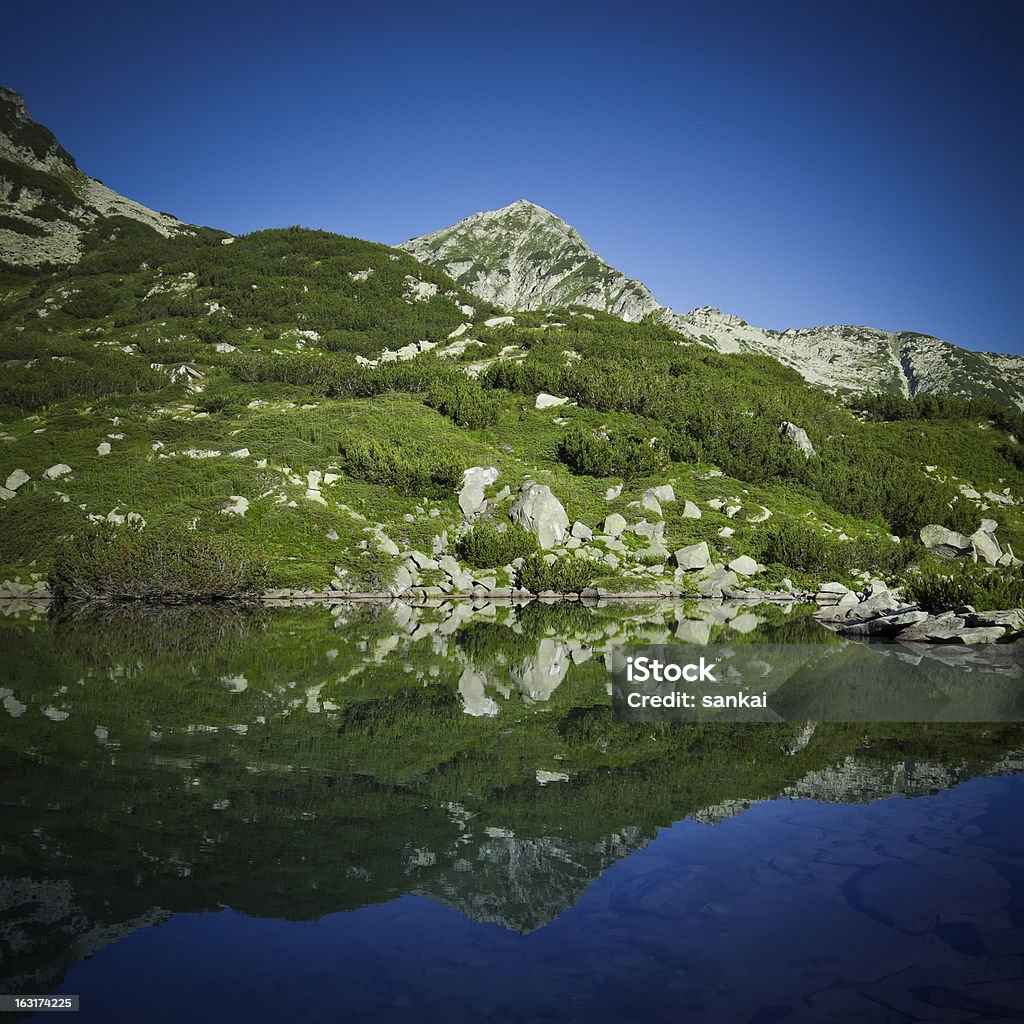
[728,555,760,576]
[682,500,702,519]
[458,466,499,518]
[535,393,569,409]
[838,609,929,637]
[570,521,592,540]
[919,524,971,558]
[97,442,111,456]
[221,496,249,516]
[604,484,622,500]
[640,491,663,516]
[603,512,627,538]
[674,542,711,571]
[42,464,72,480]
[510,483,569,549]
[5,469,29,491]
[970,520,1002,565]
[780,421,815,458]
[650,484,675,503]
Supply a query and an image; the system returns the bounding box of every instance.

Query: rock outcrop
[509,483,569,549]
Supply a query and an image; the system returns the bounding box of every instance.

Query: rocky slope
[405,201,1024,407]
[0,86,189,267]
[678,307,1024,405]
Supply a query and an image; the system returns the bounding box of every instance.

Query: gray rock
[970,524,1002,565]
[780,421,815,458]
[373,531,400,556]
[682,500,702,519]
[819,582,850,594]
[4,469,29,491]
[570,521,593,540]
[0,487,14,501]
[697,569,739,598]
[409,550,440,570]
[510,482,570,549]
[458,465,499,518]
[728,555,760,576]
[640,491,663,516]
[390,565,414,594]
[535,392,569,409]
[650,484,675,503]
[438,555,462,577]
[42,464,72,481]
[603,512,627,538]
[838,609,929,637]
[604,484,622,500]
[674,541,711,571]
[967,608,1024,629]
[919,524,971,558]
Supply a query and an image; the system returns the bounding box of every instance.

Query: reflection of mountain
[1,600,1023,991]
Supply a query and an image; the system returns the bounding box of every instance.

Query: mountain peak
[399,201,663,322]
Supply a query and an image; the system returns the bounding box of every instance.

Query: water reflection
[1,599,1024,1019]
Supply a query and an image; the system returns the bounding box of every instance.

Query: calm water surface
[2,598,1024,1022]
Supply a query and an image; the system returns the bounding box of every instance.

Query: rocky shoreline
[4,573,1023,645]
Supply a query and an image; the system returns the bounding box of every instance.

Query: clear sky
[2,0,1021,352]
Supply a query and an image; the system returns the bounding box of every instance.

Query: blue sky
[2,0,1021,351]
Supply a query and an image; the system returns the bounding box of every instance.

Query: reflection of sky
[57,775,1024,1023]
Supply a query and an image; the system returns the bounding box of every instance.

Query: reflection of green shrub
[340,438,461,497]
[518,552,597,593]
[456,524,537,567]
[50,527,271,602]
[905,563,1024,612]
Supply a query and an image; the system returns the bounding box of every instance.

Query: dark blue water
[5,602,1024,1023]
[49,775,1024,1024]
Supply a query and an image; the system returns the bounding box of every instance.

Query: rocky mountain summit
[400,199,663,322]
[406,201,1024,408]
[0,86,188,267]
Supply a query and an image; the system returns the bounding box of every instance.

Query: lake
[2,598,1024,1022]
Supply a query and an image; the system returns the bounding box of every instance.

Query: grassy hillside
[2,223,1024,598]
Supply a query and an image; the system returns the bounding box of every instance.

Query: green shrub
[425,379,500,429]
[518,552,597,593]
[340,437,461,497]
[50,526,271,602]
[63,283,120,319]
[904,562,1024,612]
[752,519,919,577]
[456,524,538,567]
[557,427,662,479]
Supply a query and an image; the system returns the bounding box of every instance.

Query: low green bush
[557,427,662,479]
[518,552,597,593]
[456,524,538,567]
[425,379,500,429]
[904,562,1024,612]
[50,526,271,602]
[340,437,462,497]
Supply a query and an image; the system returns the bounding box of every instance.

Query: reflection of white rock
[1,688,27,717]
[511,639,570,701]
[458,665,500,717]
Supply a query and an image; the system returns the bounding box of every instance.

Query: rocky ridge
[404,201,1024,408]
[0,86,188,267]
